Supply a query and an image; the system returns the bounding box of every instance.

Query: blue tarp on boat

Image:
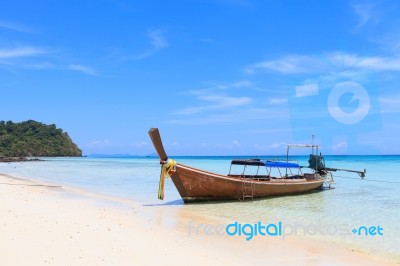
[265,161,300,168]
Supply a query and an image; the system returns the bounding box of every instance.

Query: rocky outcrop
[0,157,41,163]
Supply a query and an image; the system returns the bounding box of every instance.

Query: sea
[1,155,399,259]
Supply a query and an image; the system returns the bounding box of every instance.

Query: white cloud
[254,142,287,152]
[167,107,289,125]
[175,80,254,115]
[131,141,148,148]
[350,1,377,30]
[0,46,46,59]
[86,140,110,148]
[0,46,97,76]
[245,52,400,75]
[231,80,253,88]
[169,81,291,125]
[175,89,252,115]
[353,56,400,71]
[200,94,251,106]
[147,29,168,49]
[245,54,326,74]
[332,141,348,153]
[19,62,55,70]
[67,64,97,75]
[127,29,168,60]
[193,80,254,92]
[217,140,241,149]
[0,20,31,33]
[295,84,319,97]
[233,140,240,146]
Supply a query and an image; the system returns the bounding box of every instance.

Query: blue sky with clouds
[1,0,399,155]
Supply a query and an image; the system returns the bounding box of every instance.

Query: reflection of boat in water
[148,128,366,203]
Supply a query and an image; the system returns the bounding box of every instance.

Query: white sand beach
[0,173,398,266]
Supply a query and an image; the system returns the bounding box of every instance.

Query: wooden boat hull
[170,163,325,203]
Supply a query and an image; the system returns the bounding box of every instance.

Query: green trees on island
[0,120,82,157]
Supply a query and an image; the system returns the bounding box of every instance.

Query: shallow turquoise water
[1,155,399,258]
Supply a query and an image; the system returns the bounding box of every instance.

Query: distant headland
[0,120,82,161]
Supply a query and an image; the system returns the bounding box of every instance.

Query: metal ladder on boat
[241,175,255,201]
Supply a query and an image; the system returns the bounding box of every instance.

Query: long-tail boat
[148,128,366,203]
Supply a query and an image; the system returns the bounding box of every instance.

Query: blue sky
[1,0,399,155]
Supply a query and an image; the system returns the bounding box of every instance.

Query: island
[0,120,82,161]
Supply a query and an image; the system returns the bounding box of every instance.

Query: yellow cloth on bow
[158,159,176,200]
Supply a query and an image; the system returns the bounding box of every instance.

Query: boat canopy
[231,159,300,168]
[265,161,300,168]
[231,159,265,166]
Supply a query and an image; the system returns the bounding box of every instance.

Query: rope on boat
[335,175,400,184]
[158,159,176,200]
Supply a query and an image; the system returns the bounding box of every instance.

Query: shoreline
[0,156,42,163]
[0,173,398,265]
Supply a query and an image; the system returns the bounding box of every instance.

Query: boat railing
[228,158,304,179]
[228,159,263,176]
